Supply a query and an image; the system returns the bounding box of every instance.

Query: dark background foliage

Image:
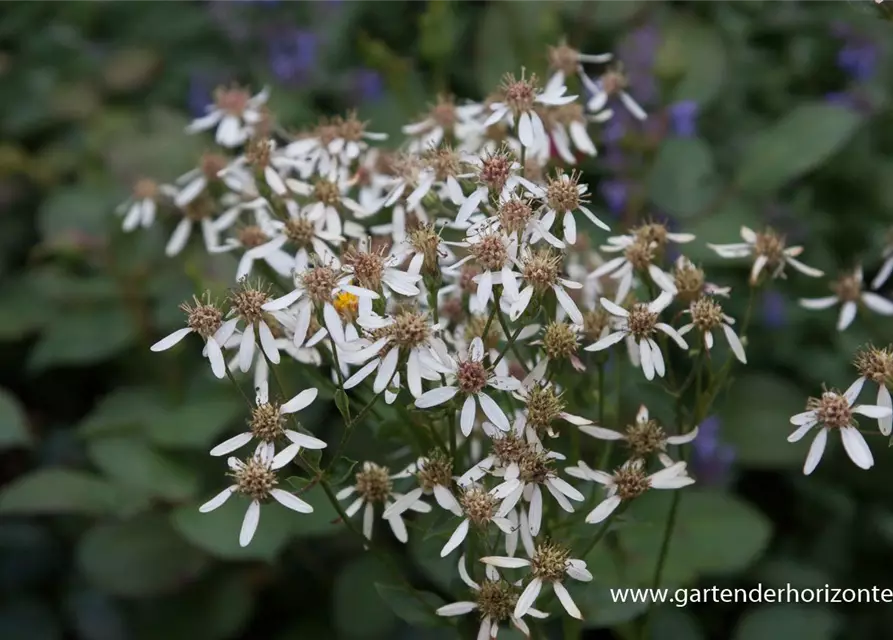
[2,1,893,639]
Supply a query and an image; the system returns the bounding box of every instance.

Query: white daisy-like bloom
[171,152,248,209]
[284,112,388,178]
[488,445,585,537]
[445,232,521,309]
[707,226,824,285]
[799,266,893,332]
[481,542,593,620]
[285,165,370,238]
[207,203,295,282]
[163,199,231,258]
[567,459,695,524]
[225,280,294,372]
[677,297,747,364]
[584,292,688,381]
[582,68,647,121]
[436,555,548,638]
[870,231,893,290]
[852,345,893,436]
[535,171,610,246]
[117,179,177,232]
[149,294,238,380]
[208,380,324,468]
[383,453,462,525]
[536,101,612,166]
[261,262,378,348]
[592,226,695,299]
[579,405,699,468]
[263,199,343,271]
[508,248,585,325]
[788,378,892,475]
[414,337,520,435]
[455,148,543,225]
[437,484,517,558]
[510,380,594,442]
[340,309,452,399]
[186,85,269,148]
[199,445,313,548]
[670,255,731,300]
[401,95,484,153]
[546,41,614,99]
[484,71,577,151]
[340,238,424,299]
[335,462,431,543]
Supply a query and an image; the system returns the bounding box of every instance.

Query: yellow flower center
[333,291,359,319]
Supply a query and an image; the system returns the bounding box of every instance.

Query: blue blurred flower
[352,68,385,103]
[187,73,214,118]
[617,23,659,104]
[600,180,628,215]
[761,289,787,329]
[268,29,318,85]
[691,416,735,486]
[668,101,699,137]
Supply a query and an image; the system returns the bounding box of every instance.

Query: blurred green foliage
[2,1,893,639]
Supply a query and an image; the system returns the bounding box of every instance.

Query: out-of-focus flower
[268,29,318,85]
[668,101,699,137]
[832,22,878,81]
[690,416,735,486]
[353,67,385,103]
[599,180,628,216]
[761,289,787,329]
[799,265,893,331]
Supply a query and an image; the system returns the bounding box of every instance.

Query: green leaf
[735,103,862,194]
[618,490,772,585]
[374,583,446,628]
[29,306,137,371]
[334,389,351,420]
[146,396,243,450]
[647,138,718,218]
[37,183,120,240]
[86,434,200,501]
[0,388,29,449]
[732,606,841,640]
[0,469,121,516]
[475,4,517,95]
[681,199,759,266]
[650,608,705,640]
[657,18,728,107]
[333,558,398,638]
[78,387,164,438]
[0,278,50,340]
[77,514,209,597]
[720,374,810,468]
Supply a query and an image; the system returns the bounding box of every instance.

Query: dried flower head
[476,580,517,622]
[407,224,444,275]
[674,261,706,302]
[355,463,393,503]
[600,69,629,96]
[625,418,667,458]
[343,244,385,292]
[245,137,274,169]
[546,171,584,213]
[229,280,272,324]
[471,233,509,271]
[690,297,724,332]
[854,345,893,384]
[500,70,539,115]
[338,110,368,142]
[626,302,658,340]
[582,308,611,342]
[624,238,657,271]
[548,43,581,76]
[424,145,463,181]
[463,315,502,350]
[543,322,579,360]
[417,450,454,492]
[530,541,571,582]
[525,386,565,434]
[132,178,159,200]
[460,486,499,526]
[457,359,489,395]
[180,293,223,339]
[498,196,535,235]
[214,85,252,116]
[200,152,229,180]
[478,149,514,193]
[313,179,341,207]
[249,402,284,441]
[392,311,431,349]
[230,454,278,502]
[300,265,339,306]
[613,463,651,500]
[491,432,527,466]
[522,249,562,292]
[518,446,555,483]
[284,217,316,248]
[238,225,270,249]
[832,270,863,302]
[807,390,853,430]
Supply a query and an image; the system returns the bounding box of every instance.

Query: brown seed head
[231,455,278,502]
[498,197,534,236]
[417,450,454,491]
[807,391,853,430]
[180,293,223,339]
[245,138,273,169]
[313,179,341,207]
[343,245,385,292]
[338,111,368,142]
[613,462,651,500]
[632,223,669,248]
[457,359,489,395]
[424,145,462,180]
[300,265,339,306]
[249,402,284,442]
[476,580,517,622]
[407,223,443,275]
[832,270,863,302]
[854,345,893,384]
[625,418,666,458]
[471,233,509,272]
[674,261,706,302]
[500,70,539,114]
[624,238,656,271]
[464,315,503,350]
[284,217,316,247]
[626,303,658,341]
[429,93,457,129]
[460,486,498,526]
[583,308,611,342]
[478,150,514,193]
[200,152,229,180]
[518,447,554,483]
[459,264,480,294]
[522,249,562,292]
[600,70,628,96]
[355,463,393,503]
[183,197,214,221]
[753,229,787,265]
[525,385,565,433]
[551,102,586,126]
[546,172,584,213]
[133,178,158,200]
[238,225,269,249]
[690,297,724,332]
[491,432,527,466]
[228,281,271,324]
[530,541,570,582]
[392,311,431,349]
[543,322,579,360]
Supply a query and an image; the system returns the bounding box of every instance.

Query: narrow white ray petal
[210,431,253,456]
[271,488,314,513]
[199,486,236,512]
[150,327,193,352]
[585,495,622,523]
[553,581,582,619]
[803,427,828,475]
[440,518,470,557]
[840,426,874,470]
[239,500,261,547]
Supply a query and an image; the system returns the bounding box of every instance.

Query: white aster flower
[336,462,431,543]
[677,297,747,364]
[436,555,548,639]
[799,266,893,332]
[285,112,387,177]
[117,179,176,232]
[199,445,313,548]
[209,380,324,468]
[415,337,520,435]
[585,292,688,381]
[852,345,893,436]
[446,231,521,309]
[788,379,892,475]
[871,230,893,290]
[225,280,291,372]
[383,452,462,525]
[438,484,517,558]
[568,459,694,524]
[481,541,592,620]
[582,67,647,121]
[536,170,610,246]
[186,85,269,148]
[150,293,237,380]
[707,226,823,285]
[509,248,585,325]
[341,237,424,299]
[580,405,699,468]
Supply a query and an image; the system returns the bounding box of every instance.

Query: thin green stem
[577,509,619,559]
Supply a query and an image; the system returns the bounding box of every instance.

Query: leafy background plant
[1,1,892,639]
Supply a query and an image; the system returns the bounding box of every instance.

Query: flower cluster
[125,38,893,630]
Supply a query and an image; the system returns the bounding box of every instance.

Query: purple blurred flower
[668,101,699,137]
[352,68,385,103]
[600,180,628,215]
[761,289,787,329]
[187,73,214,118]
[691,416,735,486]
[268,29,318,85]
[837,42,877,81]
[617,23,660,104]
